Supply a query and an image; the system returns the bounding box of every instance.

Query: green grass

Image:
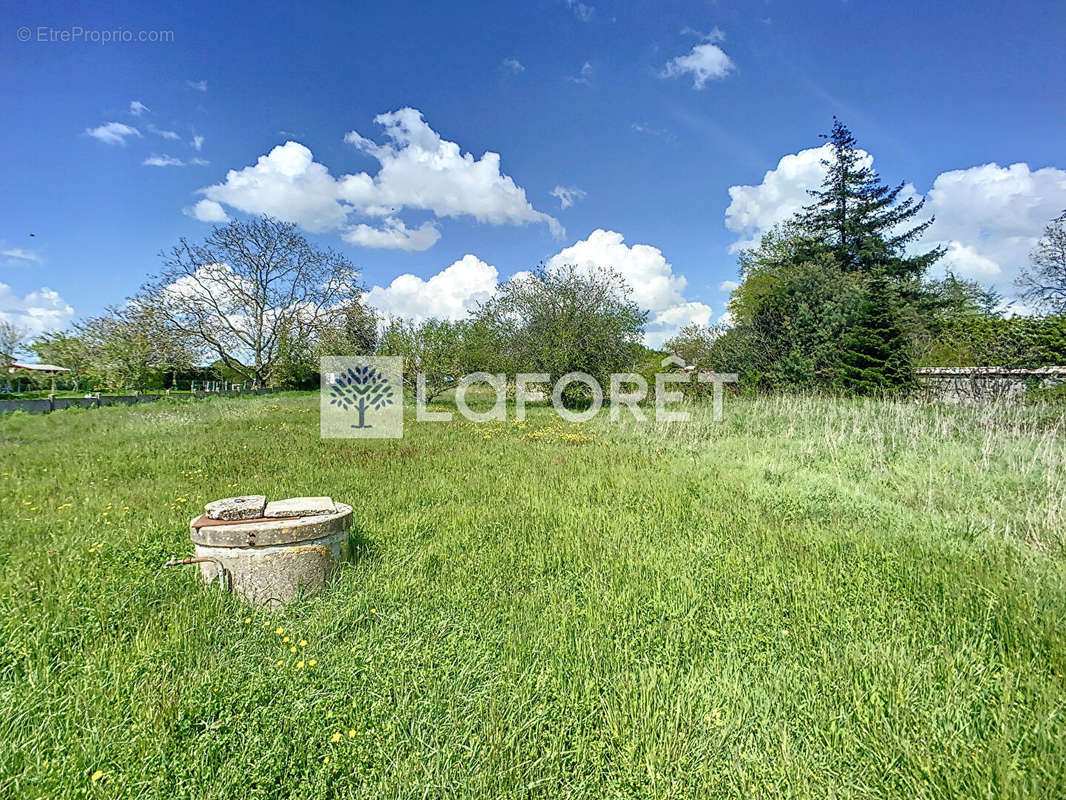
[1,392,1065,799]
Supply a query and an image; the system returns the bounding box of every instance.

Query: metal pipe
[164,556,231,591]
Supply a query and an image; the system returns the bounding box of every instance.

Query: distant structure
[916,366,1066,404]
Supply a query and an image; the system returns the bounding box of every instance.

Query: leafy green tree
[663,323,718,367]
[77,300,196,390]
[378,317,473,401]
[28,331,92,390]
[314,301,379,358]
[476,265,647,406]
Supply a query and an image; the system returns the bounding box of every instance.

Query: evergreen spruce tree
[800,118,942,280]
[836,275,915,395]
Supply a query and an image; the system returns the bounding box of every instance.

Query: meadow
[1,392,1064,799]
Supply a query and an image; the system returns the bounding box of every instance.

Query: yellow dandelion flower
[330,732,342,742]
[322,756,330,764]
[275,627,284,635]
[243,617,251,624]
[282,636,290,643]
[308,659,317,667]
[91,769,103,782]
[299,639,307,647]
[348,729,356,738]
[276,659,283,666]
[289,646,297,653]
[296,660,305,669]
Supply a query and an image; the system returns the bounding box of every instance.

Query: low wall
[0,389,281,416]
[916,366,1066,404]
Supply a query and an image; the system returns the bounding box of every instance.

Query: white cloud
[662,39,735,89]
[724,144,870,251]
[195,108,562,244]
[550,185,587,209]
[502,58,525,73]
[545,229,711,346]
[364,254,498,322]
[0,283,74,336]
[1,249,42,265]
[85,122,141,146]
[342,218,441,251]
[184,199,230,222]
[191,135,205,151]
[718,280,739,291]
[129,100,149,116]
[922,162,1066,283]
[199,141,352,231]
[724,147,1066,287]
[143,154,185,167]
[186,79,208,91]
[148,124,181,140]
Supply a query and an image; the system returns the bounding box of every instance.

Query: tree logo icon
[320,357,403,439]
[328,365,396,428]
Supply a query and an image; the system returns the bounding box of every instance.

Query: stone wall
[916,366,1066,404]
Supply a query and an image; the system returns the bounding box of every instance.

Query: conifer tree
[836,275,915,394]
[800,118,942,280]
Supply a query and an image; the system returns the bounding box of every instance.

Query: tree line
[665,119,1066,393]
[8,119,1066,398]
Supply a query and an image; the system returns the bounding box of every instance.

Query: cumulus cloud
[184,199,229,222]
[0,283,74,336]
[661,33,735,89]
[724,144,869,251]
[85,122,141,146]
[195,108,561,244]
[342,218,441,251]
[724,146,1066,288]
[199,141,352,231]
[718,280,740,291]
[545,229,712,346]
[186,79,208,91]
[502,58,525,73]
[550,185,587,209]
[129,100,149,116]
[364,254,499,321]
[191,135,205,151]
[923,162,1066,283]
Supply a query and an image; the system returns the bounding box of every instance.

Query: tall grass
[1,393,1064,798]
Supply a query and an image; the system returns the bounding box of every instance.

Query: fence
[0,388,286,416]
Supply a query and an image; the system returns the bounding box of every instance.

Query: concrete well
[188,501,352,608]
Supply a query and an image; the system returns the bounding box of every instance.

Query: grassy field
[1,392,1065,799]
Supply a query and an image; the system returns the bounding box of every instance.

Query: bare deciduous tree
[1016,212,1066,315]
[143,216,363,387]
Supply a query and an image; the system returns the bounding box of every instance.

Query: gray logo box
[320,356,403,439]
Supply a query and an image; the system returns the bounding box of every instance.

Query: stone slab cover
[263,496,337,518]
[204,495,267,521]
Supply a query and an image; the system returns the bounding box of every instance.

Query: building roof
[8,363,70,373]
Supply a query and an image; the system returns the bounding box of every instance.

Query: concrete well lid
[189,503,353,547]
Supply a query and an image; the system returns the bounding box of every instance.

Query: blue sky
[3,0,1065,346]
